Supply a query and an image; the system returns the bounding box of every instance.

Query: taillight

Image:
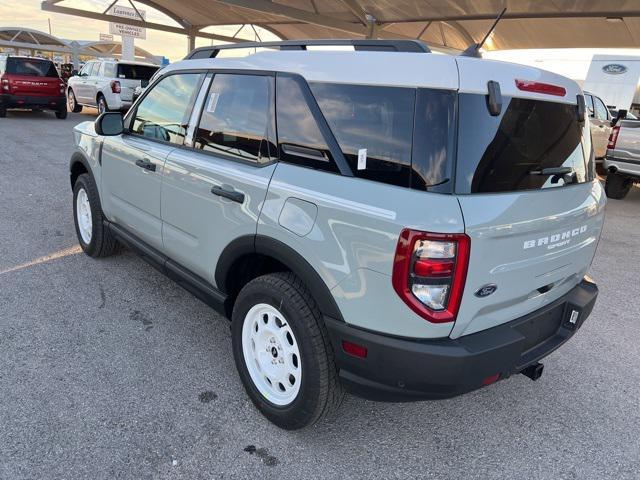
[392,229,470,323]
[110,80,121,94]
[608,126,620,149]
[1,75,9,93]
[515,79,566,97]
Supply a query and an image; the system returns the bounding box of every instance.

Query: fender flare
[69,151,94,189]
[215,235,344,322]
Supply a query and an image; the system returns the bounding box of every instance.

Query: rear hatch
[451,58,606,338]
[3,57,63,97]
[115,63,158,101]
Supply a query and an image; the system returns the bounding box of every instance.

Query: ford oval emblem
[475,284,497,298]
[602,64,628,75]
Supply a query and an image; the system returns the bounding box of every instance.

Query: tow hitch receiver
[521,362,544,381]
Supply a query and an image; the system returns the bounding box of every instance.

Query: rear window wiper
[529,167,576,184]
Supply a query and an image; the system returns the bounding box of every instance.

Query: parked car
[584,91,613,161]
[66,59,159,114]
[0,55,66,118]
[131,66,165,104]
[604,111,640,199]
[68,40,605,430]
[608,108,638,121]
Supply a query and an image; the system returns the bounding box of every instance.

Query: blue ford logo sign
[602,64,628,75]
[475,284,497,298]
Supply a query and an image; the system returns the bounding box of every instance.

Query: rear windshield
[456,94,589,194]
[117,64,158,80]
[6,58,58,78]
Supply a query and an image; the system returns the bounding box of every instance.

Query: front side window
[585,94,595,117]
[310,83,415,187]
[131,73,204,145]
[88,63,99,76]
[456,94,587,193]
[194,74,275,163]
[593,96,609,121]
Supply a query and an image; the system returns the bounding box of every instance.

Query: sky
[2,0,640,75]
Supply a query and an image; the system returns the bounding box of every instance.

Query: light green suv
[69,40,605,429]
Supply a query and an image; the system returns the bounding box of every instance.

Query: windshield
[117,64,158,80]
[6,58,58,78]
[456,94,589,194]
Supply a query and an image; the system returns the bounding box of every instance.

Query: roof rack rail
[185,39,430,60]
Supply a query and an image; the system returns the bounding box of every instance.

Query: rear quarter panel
[259,163,465,338]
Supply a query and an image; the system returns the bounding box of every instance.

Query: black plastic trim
[69,152,94,189]
[186,40,431,59]
[325,278,598,402]
[214,235,344,322]
[106,222,227,315]
[276,72,353,177]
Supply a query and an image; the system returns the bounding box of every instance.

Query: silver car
[68,40,605,429]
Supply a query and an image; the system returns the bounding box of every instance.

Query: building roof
[41,0,640,51]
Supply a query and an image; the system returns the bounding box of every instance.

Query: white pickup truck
[604,111,640,199]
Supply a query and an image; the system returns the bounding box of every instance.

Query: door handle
[211,185,245,203]
[135,158,156,172]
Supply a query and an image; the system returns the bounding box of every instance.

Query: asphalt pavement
[1,109,639,479]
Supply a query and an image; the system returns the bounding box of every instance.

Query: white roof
[163,50,582,103]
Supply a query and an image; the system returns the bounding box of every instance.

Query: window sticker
[206,92,220,113]
[357,148,367,170]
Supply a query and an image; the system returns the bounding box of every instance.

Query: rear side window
[456,94,587,193]
[194,74,276,163]
[103,63,117,78]
[117,64,158,81]
[310,83,415,187]
[131,73,204,145]
[276,76,339,174]
[6,58,58,78]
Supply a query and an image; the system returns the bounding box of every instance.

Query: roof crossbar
[186,39,430,59]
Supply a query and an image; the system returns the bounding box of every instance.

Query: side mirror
[612,109,627,127]
[95,112,124,136]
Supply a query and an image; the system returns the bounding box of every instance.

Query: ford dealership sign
[602,64,628,75]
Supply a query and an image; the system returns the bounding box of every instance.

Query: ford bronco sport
[68,40,605,430]
[0,55,67,118]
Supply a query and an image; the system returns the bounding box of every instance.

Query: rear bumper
[0,94,65,110]
[326,278,598,402]
[604,156,640,178]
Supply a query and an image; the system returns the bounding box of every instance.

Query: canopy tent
[0,27,70,54]
[41,0,640,53]
[0,27,159,66]
[74,40,158,63]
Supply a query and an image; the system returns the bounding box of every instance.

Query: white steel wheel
[241,303,302,406]
[76,188,92,245]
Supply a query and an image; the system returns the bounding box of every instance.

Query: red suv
[0,56,67,119]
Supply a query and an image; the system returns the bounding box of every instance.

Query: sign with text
[108,5,146,39]
[99,33,114,42]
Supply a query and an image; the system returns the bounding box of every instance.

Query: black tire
[0,106,6,118]
[72,173,119,257]
[55,108,68,119]
[231,272,344,430]
[97,94,108,115]
[68,88,83,113]
[605,172,633,199]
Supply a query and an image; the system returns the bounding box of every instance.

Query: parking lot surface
[1,110,639,480]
